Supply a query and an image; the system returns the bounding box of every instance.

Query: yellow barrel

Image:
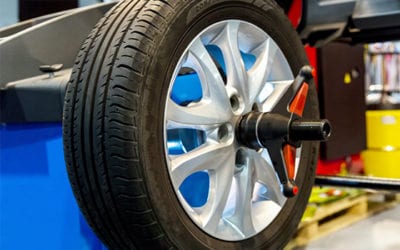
[362,149,400,178]
[363,109,400,178]
[366,110,400,149]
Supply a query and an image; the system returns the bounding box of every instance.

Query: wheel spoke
[248,38,279,104]
[198,153,235,234]
[225,157,257,237]
[166,38,232,125]
[187,38,231,108]
[167,98,230,126]
[166,119,215,131]
[211,21,248,102]
[170,142,234,188]
[260,80,292,112]
[250,150,286,206]
[264,49,295,114]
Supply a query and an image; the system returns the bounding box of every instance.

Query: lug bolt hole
[230,95,241,112]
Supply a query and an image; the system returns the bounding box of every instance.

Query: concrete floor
[302,204,400,250]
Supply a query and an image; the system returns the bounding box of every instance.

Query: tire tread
[64,0,176,248]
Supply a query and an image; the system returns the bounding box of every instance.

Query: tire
[62,0,319,249]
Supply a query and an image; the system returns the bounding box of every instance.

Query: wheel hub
[236,110,331,197]
[234,66,331,197]
[237,112,331,150]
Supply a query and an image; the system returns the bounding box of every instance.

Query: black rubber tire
[62,0,319,249]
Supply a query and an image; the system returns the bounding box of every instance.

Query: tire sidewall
[138,1,318,249]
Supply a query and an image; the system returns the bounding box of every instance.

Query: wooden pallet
[286,191,400,249]
[367,191,400,214]
[290,195,368,248]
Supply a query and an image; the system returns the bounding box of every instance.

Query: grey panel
[353,0,400,30]
[0,2,115,87]
[0,11,69,37]
[308,0,356,24]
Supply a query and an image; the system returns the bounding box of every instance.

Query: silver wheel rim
[163,20,299,241]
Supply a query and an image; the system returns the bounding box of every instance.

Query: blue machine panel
[0,123,104,250]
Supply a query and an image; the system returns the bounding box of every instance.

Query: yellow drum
[362,149,400,178]
[363,109,400,178]
[366,110,400,149]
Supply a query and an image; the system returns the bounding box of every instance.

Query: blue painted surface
[0,123,105,250]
